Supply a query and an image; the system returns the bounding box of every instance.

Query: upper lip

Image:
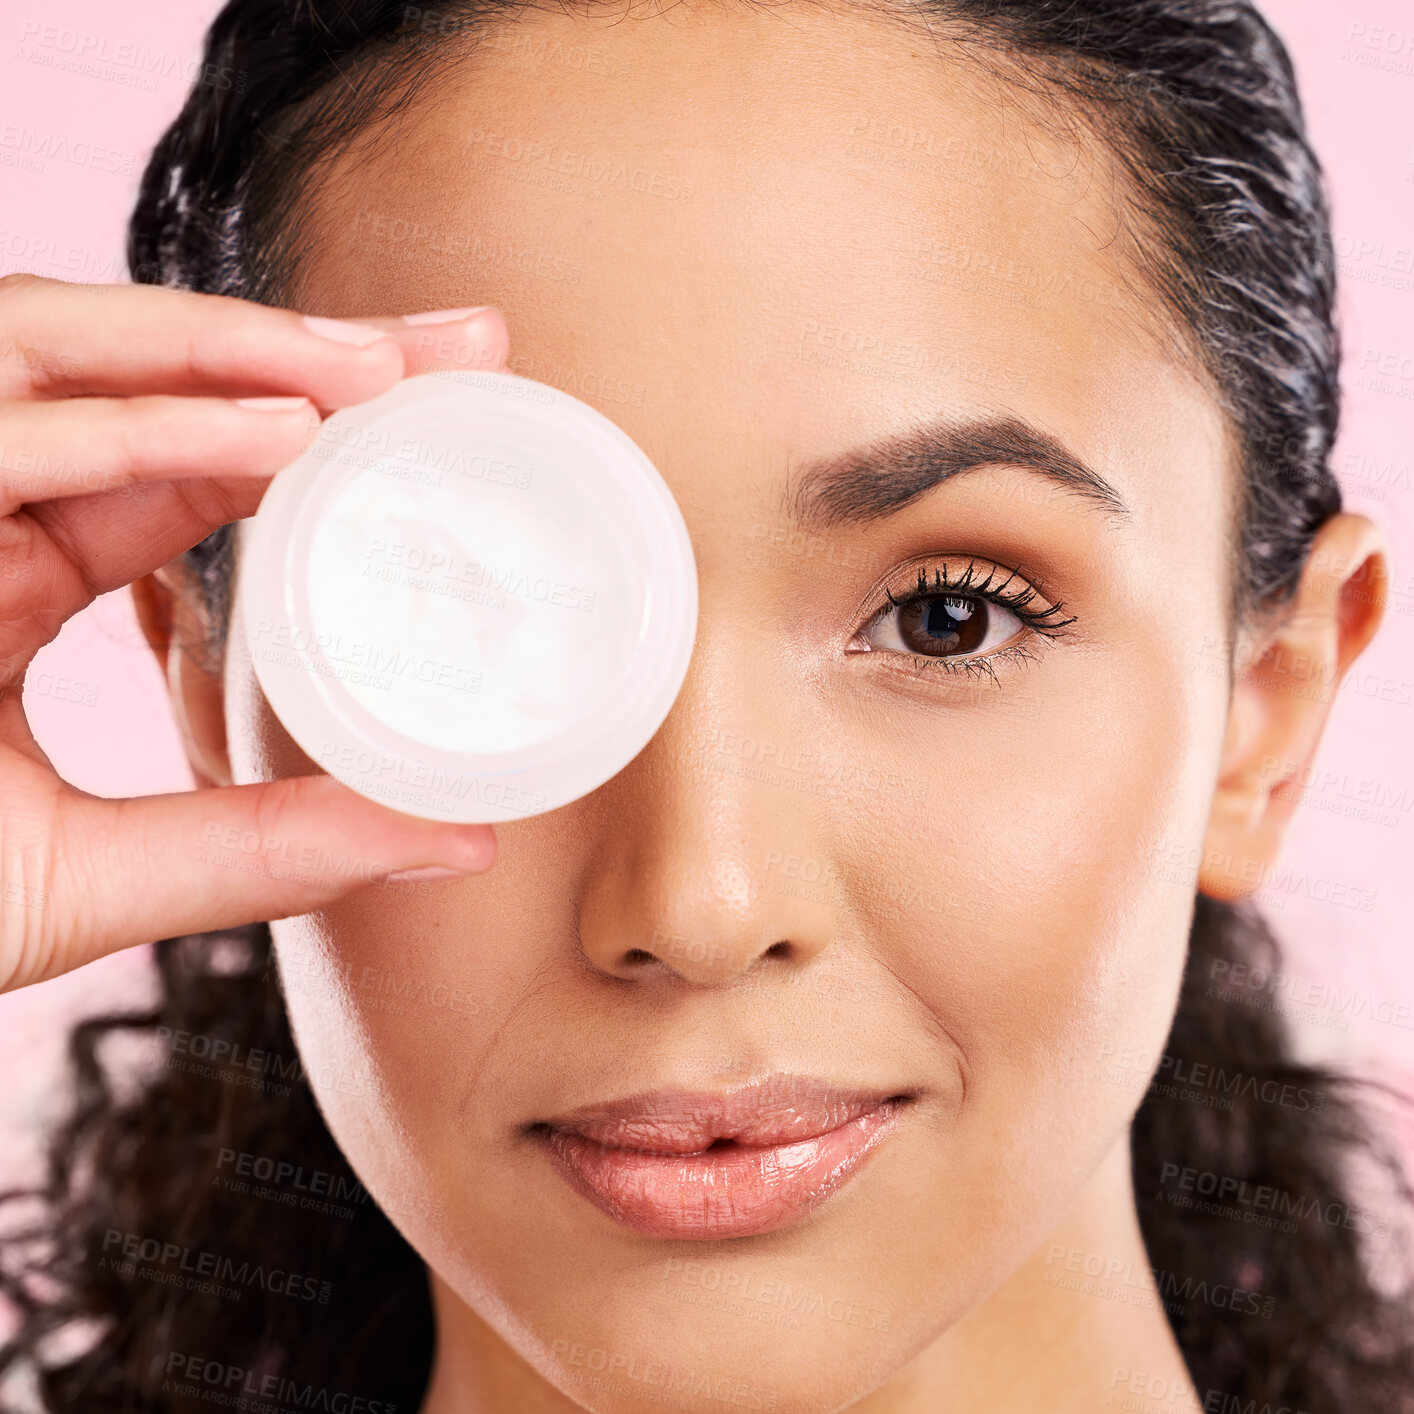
[534,1074,912,1155]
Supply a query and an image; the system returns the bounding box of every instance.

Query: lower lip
[540,1102,902,1240]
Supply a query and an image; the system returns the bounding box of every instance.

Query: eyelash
[861,558,1076,683]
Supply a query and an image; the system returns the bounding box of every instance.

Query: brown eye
[857,588,1025,662]
[896,595,988,657]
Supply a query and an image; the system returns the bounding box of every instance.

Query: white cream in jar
[240,370,697,822]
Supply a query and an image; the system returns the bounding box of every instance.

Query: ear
[1200,512,1389,901]
[129,562,233,789]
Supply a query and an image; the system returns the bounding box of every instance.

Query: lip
[531,1074,911,1241]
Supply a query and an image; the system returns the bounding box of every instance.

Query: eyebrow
[784,412,1131,529]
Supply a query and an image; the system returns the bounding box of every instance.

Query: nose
[573,627,844,986]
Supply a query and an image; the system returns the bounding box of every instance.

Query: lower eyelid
[859,633,1041,683]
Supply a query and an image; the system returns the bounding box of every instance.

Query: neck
[418,1129,1194,1414]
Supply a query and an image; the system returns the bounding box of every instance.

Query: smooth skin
[3,2,1389,1412]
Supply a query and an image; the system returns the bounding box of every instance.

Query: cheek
[225,621,514,1224]
[270,888,523,1254]
[839,636,1225,1252]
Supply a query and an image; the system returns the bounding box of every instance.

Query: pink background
[2,0,1412,1186]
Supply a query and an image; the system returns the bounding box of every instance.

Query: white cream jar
[240,370,698,822]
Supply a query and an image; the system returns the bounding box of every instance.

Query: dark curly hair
[3,1,1413,1410]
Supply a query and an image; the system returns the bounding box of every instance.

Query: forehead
[292,0,1232,539]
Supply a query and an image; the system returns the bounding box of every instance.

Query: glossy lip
[530,1074,912,1241]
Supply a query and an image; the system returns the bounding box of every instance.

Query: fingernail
[236,396,315,412]
[444,827,496,871]
[384,865,469,884]
[401,306,496,325]
[383,827,496,882]
[303,314,389,346]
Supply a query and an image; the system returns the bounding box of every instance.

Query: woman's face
[222,3,1237,1408]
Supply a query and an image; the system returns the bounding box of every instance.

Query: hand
[0,275,510,992]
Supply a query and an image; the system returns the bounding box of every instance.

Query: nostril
[622,941,792,971]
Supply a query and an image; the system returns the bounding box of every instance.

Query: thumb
[12,773,495,990]
[309,307,510,378]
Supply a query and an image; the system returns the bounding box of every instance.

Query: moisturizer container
[240,370,698,823]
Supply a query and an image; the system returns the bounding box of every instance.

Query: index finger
[0,274,406,406]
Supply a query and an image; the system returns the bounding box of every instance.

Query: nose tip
[569,618,847,988]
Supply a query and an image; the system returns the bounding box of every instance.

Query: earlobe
[1198,512,1389,901]
[129,565,234,790]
